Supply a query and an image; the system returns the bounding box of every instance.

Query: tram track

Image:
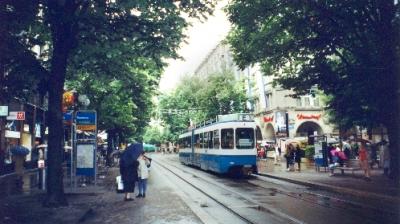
[155,155,398,224]
[154,158,303,224]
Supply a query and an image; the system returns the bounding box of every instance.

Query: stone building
[194,41,336,143]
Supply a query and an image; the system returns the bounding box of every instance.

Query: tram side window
[221,128,234,149]
[208,131,213,149]
[203,132,209,149]
[186,136,191,148]
[200,133,204,148]
[194,134,200,149]
[213,130,220,149]
[236,128,255,149]
[178,138,184,149]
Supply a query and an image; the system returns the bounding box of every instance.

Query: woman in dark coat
[120,155,139,201]
[294,145,303,171]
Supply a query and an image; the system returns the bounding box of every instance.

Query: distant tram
[178,114,258,175]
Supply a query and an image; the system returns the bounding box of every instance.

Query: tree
[158,70,248,141]
[143,125,163,146]
[3,0,216,207]
[0,0,49,174]
[226,1,400,182]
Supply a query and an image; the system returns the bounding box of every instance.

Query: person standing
[294,145,302,171]
[274,143,281,165]
[137,152,150,198]
[285,144,295,171]
[119,152,139,201]
[359,142,371,180]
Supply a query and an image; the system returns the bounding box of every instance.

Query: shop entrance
[296,121,323,145]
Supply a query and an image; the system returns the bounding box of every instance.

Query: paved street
[2,153,399,224]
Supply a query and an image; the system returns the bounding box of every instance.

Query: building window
[313,97,320,107]
[304,97,311,107]
[296,98,302,107]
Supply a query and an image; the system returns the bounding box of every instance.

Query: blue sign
[76,111,96,125]
[63,111,73,121]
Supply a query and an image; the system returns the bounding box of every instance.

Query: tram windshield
[236,128,255,149]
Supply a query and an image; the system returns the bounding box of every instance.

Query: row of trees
[1,0,217,207]
[146,70,248,144]
[226,1,400,182]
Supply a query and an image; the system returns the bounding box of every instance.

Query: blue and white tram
[178,114,258,175]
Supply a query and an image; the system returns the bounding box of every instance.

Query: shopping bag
[116,175,124,193]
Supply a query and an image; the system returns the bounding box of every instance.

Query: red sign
[16,112,25,120]
[297,114,321,120]
[263,116,274,123]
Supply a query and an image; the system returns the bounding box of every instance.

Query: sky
[158,1,231,93]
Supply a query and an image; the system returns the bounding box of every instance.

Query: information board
[76,144,95,176]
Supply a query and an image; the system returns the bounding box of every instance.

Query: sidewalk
[0,167,203,224]
[256,158,400,203]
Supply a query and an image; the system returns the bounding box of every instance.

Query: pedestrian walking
[137,152,151,198]
[328,146,339,176]
[359,142,371,180]
[274,143,281,165]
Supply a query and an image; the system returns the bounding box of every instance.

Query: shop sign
[63,110,73,125]
[297,114,321,120]
[0,106,8,116]
[5,130,20,138]
[38,159,45,168]
[263,116,274,123]
[7,111,25,120]
[76,124,96,131]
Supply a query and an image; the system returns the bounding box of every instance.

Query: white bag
[116,175,124,193]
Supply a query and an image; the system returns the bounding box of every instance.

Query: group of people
[119,151,151,201]
[284,144,304,172]
[327,139,390,180]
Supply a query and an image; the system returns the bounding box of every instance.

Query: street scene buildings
[1,1,399,224]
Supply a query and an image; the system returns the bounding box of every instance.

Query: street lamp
[78,94,90,109]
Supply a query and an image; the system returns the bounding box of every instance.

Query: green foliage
[143,125,164,146]
[158,70,248,142]
[0,1,49,100]
[304,145,315,159]
[226,1,400,131]
[2,0,218,205]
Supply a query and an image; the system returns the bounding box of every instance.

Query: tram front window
[236,128,254,149]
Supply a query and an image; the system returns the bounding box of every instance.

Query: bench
[333,159,361,175]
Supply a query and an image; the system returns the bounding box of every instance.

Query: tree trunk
[106,130,115,166]
[43,46,69,207]
[0,117,5,173]
[378,1,400,186]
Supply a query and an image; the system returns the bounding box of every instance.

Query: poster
[77,144,94,168]
[275,111,287,136]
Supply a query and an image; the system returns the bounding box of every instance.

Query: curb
[257,172,400,204]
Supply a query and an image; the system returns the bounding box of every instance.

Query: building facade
[194,41,335,143]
